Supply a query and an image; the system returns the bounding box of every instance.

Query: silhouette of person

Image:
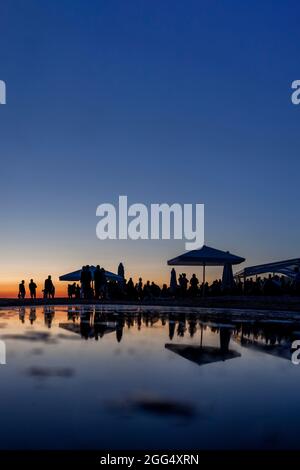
[44,275,54,299]
[137,277,143,300]
[75,283,81,299]
[29,279,37,299]
[68,284,72,299]
[80,265,92,299]
[85,265,92,298]
[67,282,76,299]
[126,277,136,300]
[99,268,107,299]
[80,266,87,298]
[294,267,300,295]
[18,280,26,299]
[190,274,199,297]
[94,265,102,300]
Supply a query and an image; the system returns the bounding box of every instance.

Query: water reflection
[166,325,241,366]
[0,305,300,449]
[11,305,300,364]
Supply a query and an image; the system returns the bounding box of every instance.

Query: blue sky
[0,0,300,294]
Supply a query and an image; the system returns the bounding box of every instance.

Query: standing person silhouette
[100,268,107,300]
[18,280,26,299]
[94,265,102,300]
[80,266,92,299]
[80,266,87,298]
[85,265,92,298]
[29,279,37,299]
[44,275,54,299]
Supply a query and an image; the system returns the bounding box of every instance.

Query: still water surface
[1,304,300,450]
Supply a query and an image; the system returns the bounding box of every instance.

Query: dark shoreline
[1,295,300,312]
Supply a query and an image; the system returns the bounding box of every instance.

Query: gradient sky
[1,0,300,296]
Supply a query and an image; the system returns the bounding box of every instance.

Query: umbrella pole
[200,324,203,348]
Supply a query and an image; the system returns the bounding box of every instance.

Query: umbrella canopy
[167,245,245,267]
[59,266,123,282]
[165,344,241,366]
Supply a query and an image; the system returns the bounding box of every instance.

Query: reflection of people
[29,307,36,325]
[19,307,25,323]
[18,280,26,299]
[169,319,176,340]
[116,318,125,342]
[29,279,37,299]
[80,313,92,339]
[44,306,55,328]
[219,327,231,353]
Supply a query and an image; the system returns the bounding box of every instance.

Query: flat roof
[235,258,300,279]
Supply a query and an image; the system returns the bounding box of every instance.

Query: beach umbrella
[118,262,125,278]
[59,266,123,282]
[168,245,245,295]
[165,320,241,366]
[222,262,235,290]
[169,268,177,295]
[165,343,241,366]
[232,335,291,361]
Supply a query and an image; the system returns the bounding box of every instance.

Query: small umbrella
[222,262,235,290]
[168,245,245,295]
[169,268,177,295]
[59,266,123,282]
[165,344,241,366]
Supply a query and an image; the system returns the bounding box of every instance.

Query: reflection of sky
[1,305,300,449]
[1,1,300,295]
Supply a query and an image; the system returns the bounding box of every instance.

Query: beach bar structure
[235,258,300,281]
[167,245,245,293]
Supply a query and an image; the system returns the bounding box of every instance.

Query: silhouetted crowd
[17,265,300,300]
[18,275,55,300]
[243,272,300,296]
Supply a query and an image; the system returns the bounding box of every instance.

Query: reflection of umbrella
[232,336,291,361]
[59,266,123,282]
[168,245,245,295]
[165,343,241,366]
[169,268,177,294]
[222,262,234,290]
[59,322,115,337]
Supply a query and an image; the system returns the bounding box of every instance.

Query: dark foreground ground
[1,295,300,312]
